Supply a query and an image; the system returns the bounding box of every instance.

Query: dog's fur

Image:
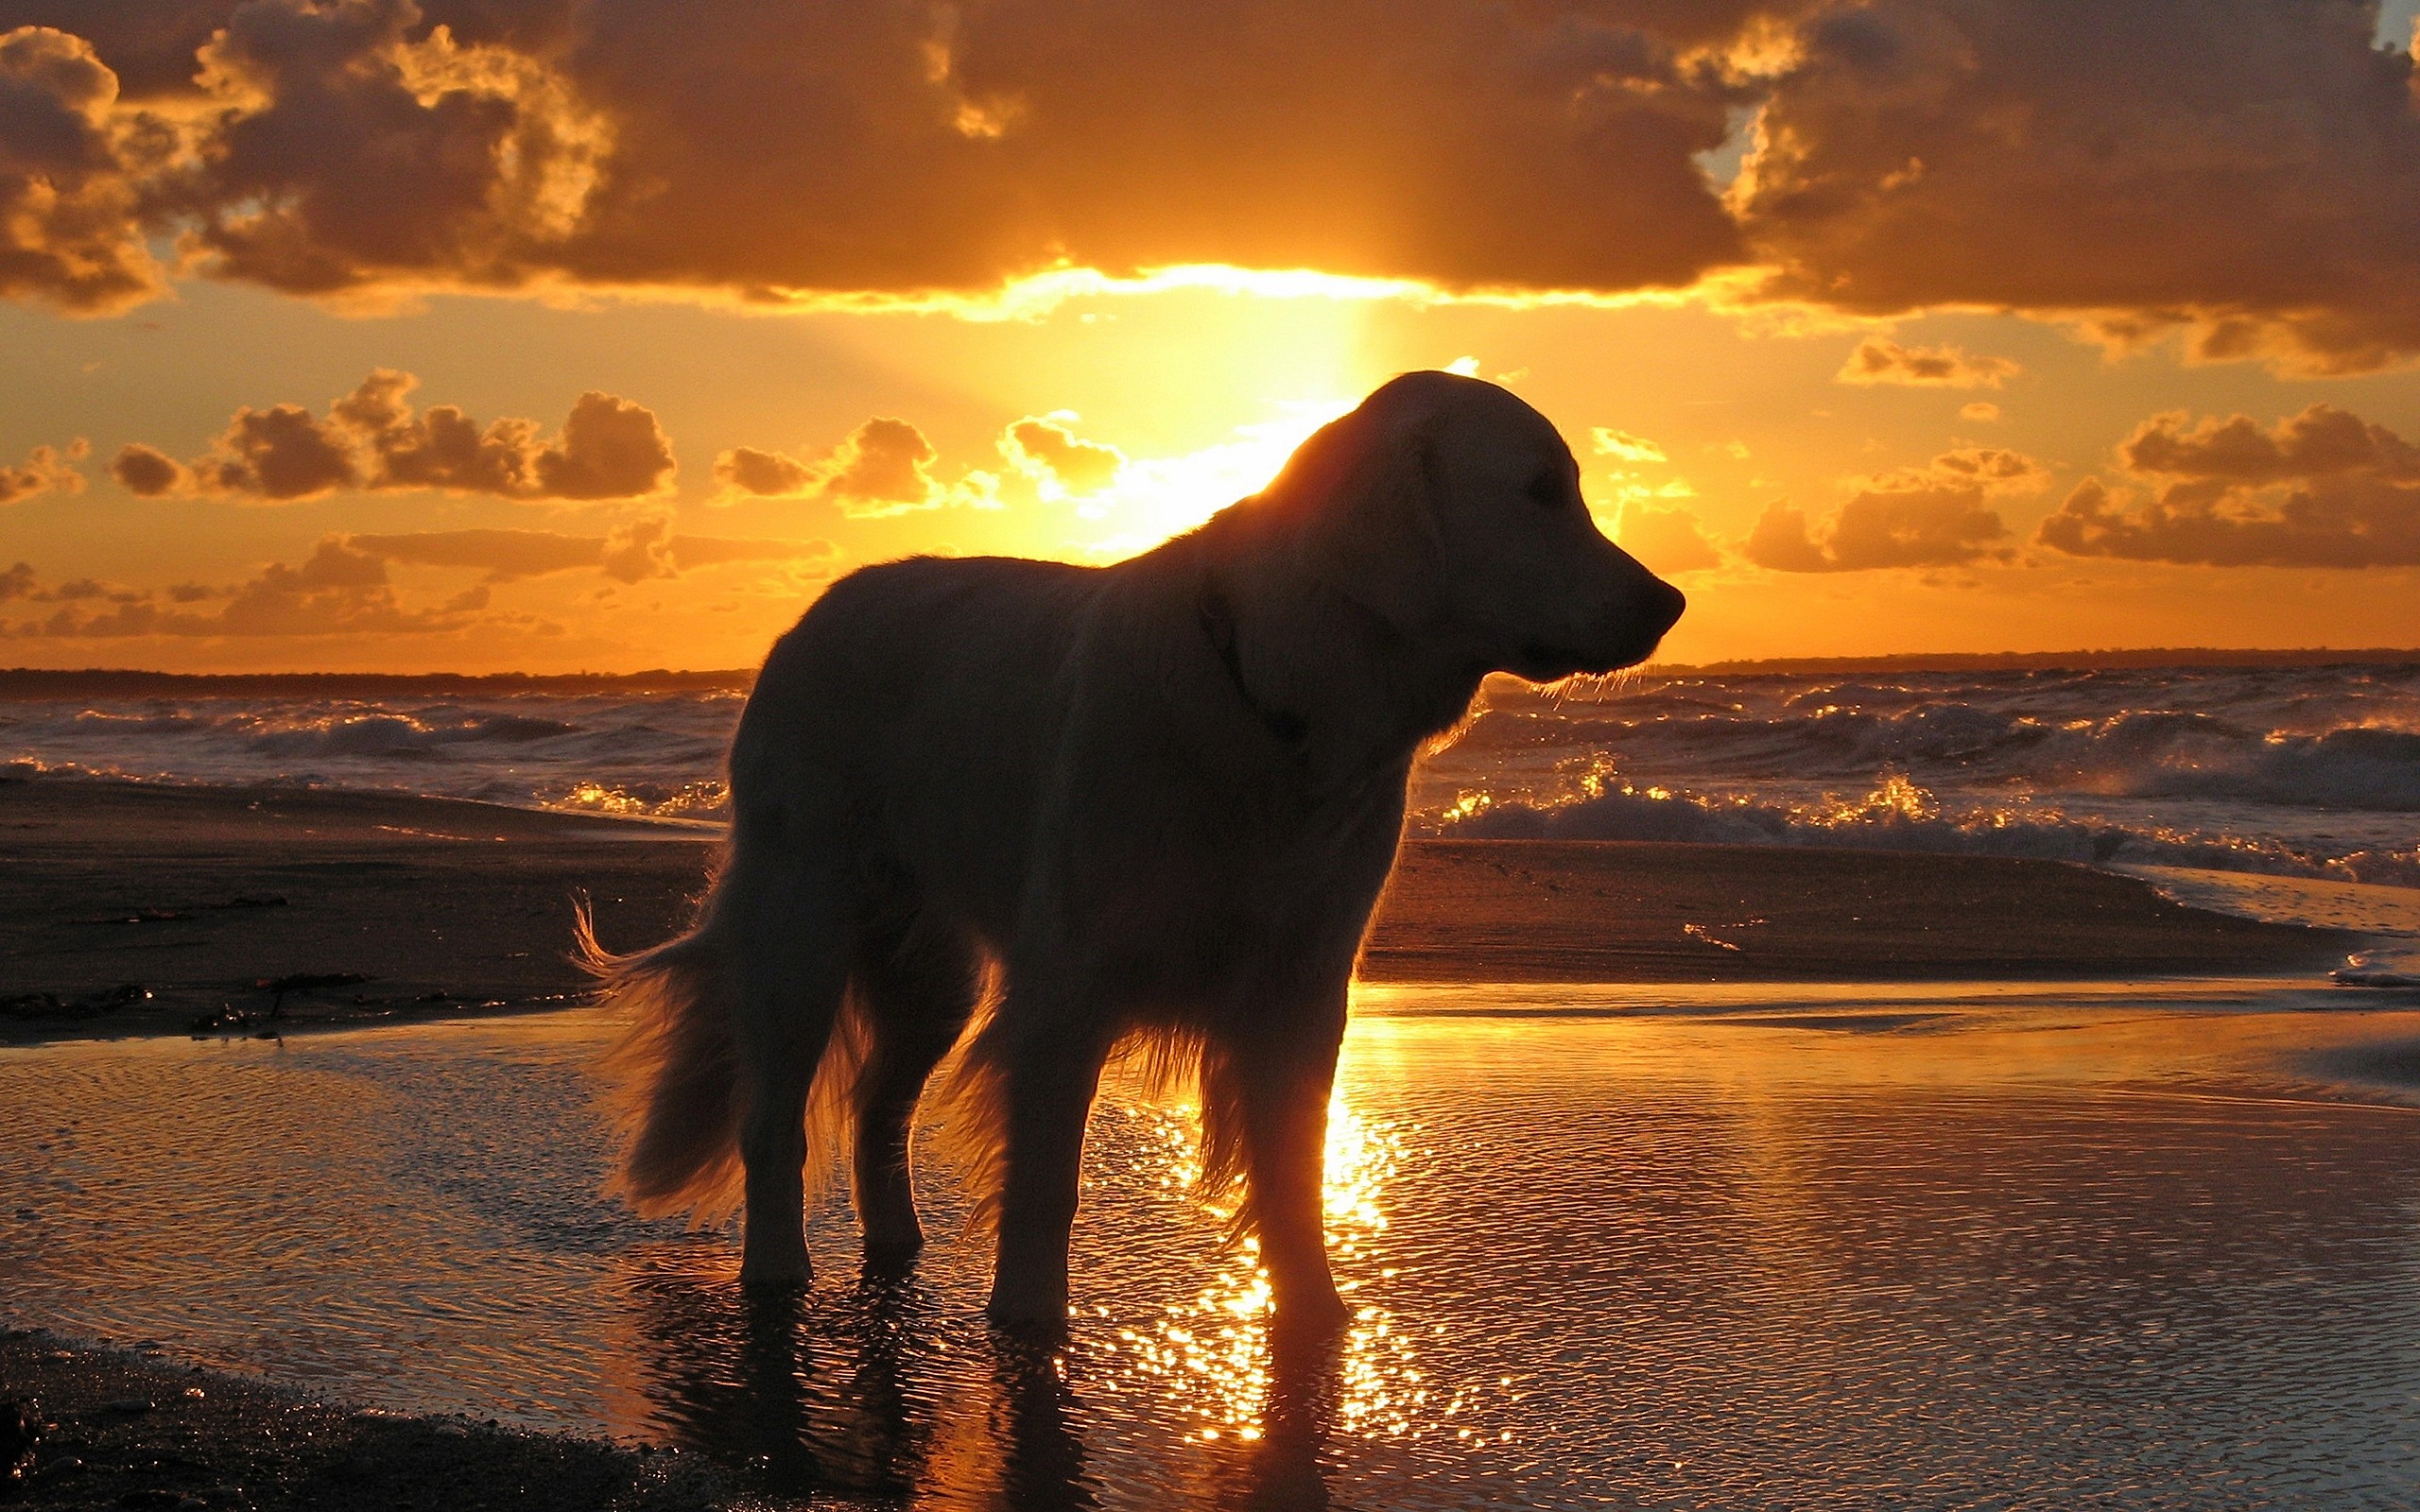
[583,371,1684,1332]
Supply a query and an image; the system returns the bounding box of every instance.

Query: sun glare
[1073,396,1359,557]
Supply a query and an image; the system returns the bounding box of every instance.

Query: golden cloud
[2039,404,2420,567]
[0,438,87,504]
[1835,338,2019,388]
[1743,445,2046,572]
[10,4,2420,369]
[114,369,674,503]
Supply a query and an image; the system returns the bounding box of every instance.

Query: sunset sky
[5,0,2420,672]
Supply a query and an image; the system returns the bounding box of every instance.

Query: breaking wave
[1435,776,2420,889]
[3,660,2415,885]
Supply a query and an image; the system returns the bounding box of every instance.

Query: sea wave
[1433,777,2420,888]
[5,662,2415,883]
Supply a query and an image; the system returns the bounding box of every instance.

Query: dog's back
[733,554,1107,940]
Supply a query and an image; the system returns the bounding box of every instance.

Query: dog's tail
[579,861,869,1226]
[579,881,747,1222]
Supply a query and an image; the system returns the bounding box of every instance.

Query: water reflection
[9,1002,2420,1507]
[607,1088,1417,1507]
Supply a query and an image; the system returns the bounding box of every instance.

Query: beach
[0,778,2356,1044]
[6,775,2417,1506]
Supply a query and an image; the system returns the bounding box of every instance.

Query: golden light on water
[1088,1085,1470,1450]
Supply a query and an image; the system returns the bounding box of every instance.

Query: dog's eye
[1524,471,1573,509]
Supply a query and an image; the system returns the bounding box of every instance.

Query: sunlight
[1089,1081,1435,1451]
[1071,396,1359,557]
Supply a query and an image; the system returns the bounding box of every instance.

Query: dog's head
[1263,370,1685,680]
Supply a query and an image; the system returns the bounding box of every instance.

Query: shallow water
[8,994,2420,1508]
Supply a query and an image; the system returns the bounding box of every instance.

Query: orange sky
[4,1,2420,673]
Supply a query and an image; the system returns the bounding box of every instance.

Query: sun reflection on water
[1080,1086,1462,1452]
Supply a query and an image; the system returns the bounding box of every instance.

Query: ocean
[4,660,2414,887]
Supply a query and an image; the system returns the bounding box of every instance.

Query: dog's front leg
[987,1024,1109,1333]
[1235,1009,1353,1338]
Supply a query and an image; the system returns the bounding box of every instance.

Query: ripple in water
[6,1001,2420,1508]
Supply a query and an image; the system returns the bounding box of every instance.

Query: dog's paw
[983,1292,1073,1341]
[738,1241,813,1290]
[1271,1286,1353,1344]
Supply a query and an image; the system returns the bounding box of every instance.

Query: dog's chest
[1063,782,1406,993]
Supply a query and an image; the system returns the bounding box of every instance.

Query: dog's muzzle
[1511,579,1685,679]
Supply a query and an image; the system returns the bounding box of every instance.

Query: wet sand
[0,1331,731,1511]
[0,779,2356,1043]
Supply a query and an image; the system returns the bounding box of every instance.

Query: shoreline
[0,1329,733,1511]
[0,777,2368,1047]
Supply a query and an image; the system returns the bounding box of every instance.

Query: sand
[0,777,2356,1043]
[0,1330,732,1511]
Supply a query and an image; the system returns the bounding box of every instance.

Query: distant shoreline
[3,645,2417,699]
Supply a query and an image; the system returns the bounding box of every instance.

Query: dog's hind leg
[727,839,854,1288]
[850,921,983,1263]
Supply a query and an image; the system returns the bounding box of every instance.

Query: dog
[583,370,1684,1334]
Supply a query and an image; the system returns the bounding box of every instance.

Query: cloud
[0,438,85,502]
[346,524,835,582]
[2117,404,2420,486]
[1735,1,2420,374]
[348,527,602,580]
[6,1,1747,308]
[711,445,814,499]
[1835,338,2019,388]
[1615,502,1722,573]
[1743,446,2045,572]
[1592,427,1668,464]
[0,26,161,311]
[716,417,948,515]
[0,560,32,598]
[1960,402,1999,422]
[122,369,673,502]
[1001,413,1123,496]
[15,2,2420,371]
[2038,404,2420,568]
[108,441,183,495]
[24,538,472,637]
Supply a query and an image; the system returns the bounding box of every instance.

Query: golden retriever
[583,371,1685,1333]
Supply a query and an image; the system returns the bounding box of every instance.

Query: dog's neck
[1184,517,1487,790]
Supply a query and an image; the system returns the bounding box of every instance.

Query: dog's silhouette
[584,371,1684,1332]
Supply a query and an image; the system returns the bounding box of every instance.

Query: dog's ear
[1256,387,1449,628]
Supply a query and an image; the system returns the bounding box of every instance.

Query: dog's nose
[1645,577,1685,636]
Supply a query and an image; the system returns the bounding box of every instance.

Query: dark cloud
[0,26,159,311]
[12,2,2420,369]
[1744,446,2043,571]
[712,446,814,500]
[1001,414,1123,495]
[108,440,182,496]
[2038,404,2420,567]
[2118,404,2420,485]
[0,437,84,502]
[2,1,1750,307]
[0,559,32,598]
[1835,337,2019,388]
[717,417,946,515]
[1737,0,2420,374]
[128,369,674,502]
